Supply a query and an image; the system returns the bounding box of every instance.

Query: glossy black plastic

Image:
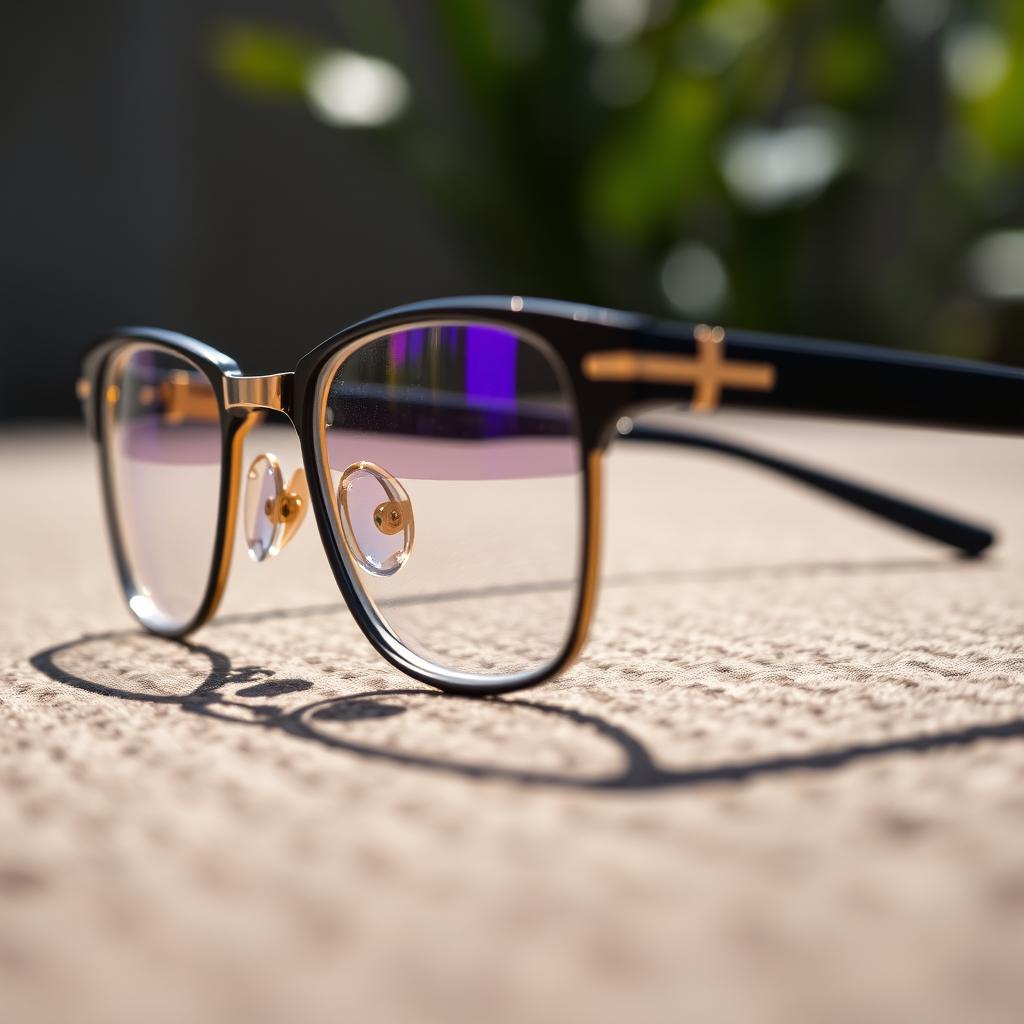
[80,296,1024,695]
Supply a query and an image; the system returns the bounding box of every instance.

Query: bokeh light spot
[943,24,1011,100]
[968,231,1024,301]
[306,51,410,128]
[575,0,651,48]
[659,242,729,316]
[721,113,847,211]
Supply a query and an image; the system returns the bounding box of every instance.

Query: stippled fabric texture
[2,414,1022,1024]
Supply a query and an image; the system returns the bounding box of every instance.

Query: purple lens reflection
[319,322,584,680]
[105,345,222,631]
[323,324,578,480]
[465,326,517,401]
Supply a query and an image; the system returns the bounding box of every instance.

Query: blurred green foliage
[211,0,1024,360]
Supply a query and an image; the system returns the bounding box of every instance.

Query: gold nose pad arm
[244,453,309,563]
[268,468,309,550]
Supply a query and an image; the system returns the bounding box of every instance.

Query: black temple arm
[723,330,1024,431]
[621,422,995,557]
[622,323,1024,433]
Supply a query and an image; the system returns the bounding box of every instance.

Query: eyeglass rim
[81,316,600,696]
[85,334,252,640]
[306,316,595,694]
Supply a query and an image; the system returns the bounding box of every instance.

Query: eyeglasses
[78,296,1023,695]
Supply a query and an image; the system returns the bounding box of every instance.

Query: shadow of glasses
[28,556,1022,793]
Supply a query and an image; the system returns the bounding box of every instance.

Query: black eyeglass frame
[80,295,1024,696]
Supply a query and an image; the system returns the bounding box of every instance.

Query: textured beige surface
[2,416,1023,1024]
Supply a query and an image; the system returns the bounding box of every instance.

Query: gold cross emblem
[581,324,776,413]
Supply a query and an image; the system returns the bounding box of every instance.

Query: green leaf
[810,25,888,104]
[209,22,323,99]
[582,76,719,243]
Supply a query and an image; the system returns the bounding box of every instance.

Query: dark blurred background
[3,0,1022,422]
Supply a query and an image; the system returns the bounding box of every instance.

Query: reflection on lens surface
[105,345,222,631]
[244,453,282,563]
[317,323,583,679]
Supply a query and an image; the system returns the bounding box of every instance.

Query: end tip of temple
[957,528,997,559]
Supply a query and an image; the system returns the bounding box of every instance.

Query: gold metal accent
[580,325,776,413]
[199,415,256,628]
[563,449,603,669]
[160,370,221,424]
[373,500,409,536]
[247,454,309,561]
[100,355,220,424]
[270,468,309,552]
[76,377,91,401]
[223,373,292,414]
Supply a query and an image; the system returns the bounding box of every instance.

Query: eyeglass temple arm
[583,322,1022,554]
[619,422,994,557]
[610,323,1024,433]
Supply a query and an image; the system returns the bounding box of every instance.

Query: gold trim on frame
[581,325,776,413]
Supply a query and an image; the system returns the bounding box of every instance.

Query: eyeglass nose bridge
[223,372,294,417]
[244,452,309,562]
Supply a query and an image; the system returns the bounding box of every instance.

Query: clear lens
[316,322,584,680]
[103,344,223,631]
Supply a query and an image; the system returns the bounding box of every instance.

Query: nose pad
[244,453,308,563]
[337,461,414,577]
